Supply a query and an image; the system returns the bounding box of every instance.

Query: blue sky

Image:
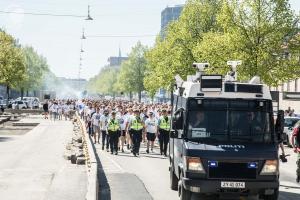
[0,0,299,79]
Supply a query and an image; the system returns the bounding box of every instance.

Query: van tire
[260,189,279,200]
[170,166,178,191]
[178,174,191,200]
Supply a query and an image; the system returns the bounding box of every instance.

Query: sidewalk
[0,116,87,200]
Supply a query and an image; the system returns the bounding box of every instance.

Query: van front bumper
[182,178,279,195]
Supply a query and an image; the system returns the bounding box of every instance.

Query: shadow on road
[91,141,112,200]
[0,136,12,142]
[115,152,168,160]
[279,190,300,199]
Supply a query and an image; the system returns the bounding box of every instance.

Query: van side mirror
[170,130,178,138]
[275,110,285,143]
[172,108,184,130]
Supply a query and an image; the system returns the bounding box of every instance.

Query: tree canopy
[17,46,50,92]
[0,31,26,89]
[87,42,148,101]
[145,0,300,94]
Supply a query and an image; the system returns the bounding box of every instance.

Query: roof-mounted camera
[225,60,242,82]
[192,63,210,72]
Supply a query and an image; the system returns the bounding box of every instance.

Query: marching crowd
[42,100,76,121]
[78,99,172,157]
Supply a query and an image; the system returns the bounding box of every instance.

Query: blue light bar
[248,162,258,169]
[208,161,218,168]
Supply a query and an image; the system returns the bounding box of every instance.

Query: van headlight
[260,160,278,175]
[184,157,205,173]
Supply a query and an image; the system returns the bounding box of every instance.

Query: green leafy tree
[87,66,119,96]
[18,46,49,97]
[194,0,299,85]
[0,31,26,100]
[117,42,148,102]
[145,0,221,93]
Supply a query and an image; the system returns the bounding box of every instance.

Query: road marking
[100,151,124,173]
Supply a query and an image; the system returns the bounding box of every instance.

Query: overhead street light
[81,28,86,39]
[86,5,93,20]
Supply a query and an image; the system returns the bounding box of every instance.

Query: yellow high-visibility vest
[131,117,143,131]
[108,119,119,132]
[159,116,170,131]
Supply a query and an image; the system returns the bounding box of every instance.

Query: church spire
[119,46,122,57]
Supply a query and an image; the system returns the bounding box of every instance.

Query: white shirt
[92,112,101,126]
[100,115,109,131]
[117,114,127,131]
[126,114,135,130]
[145,117,157,133]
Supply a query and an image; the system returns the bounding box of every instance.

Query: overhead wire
[86,34,157,38]
[0,10,85,18]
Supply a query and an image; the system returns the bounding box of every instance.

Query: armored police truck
[169,62,283,200]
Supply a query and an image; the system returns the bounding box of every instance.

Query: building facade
[107,48,128,68]
[271,79,300,113]
[161,5,183,36]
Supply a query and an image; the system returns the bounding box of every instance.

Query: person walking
[158,109,171,156]
[145,111,157,154]
[292,122,300,182]
[91,108,101,144]
[43,101,49,119]
[129,109,144,157]
[100,110,110,151]
[118,110,127,153]
[107,111,120,155]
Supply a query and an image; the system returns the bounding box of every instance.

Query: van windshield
[187,99,274,143]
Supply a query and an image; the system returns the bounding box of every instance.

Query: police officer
[107,111,120,155]
[130,109,144,157]
[158,109,171,156]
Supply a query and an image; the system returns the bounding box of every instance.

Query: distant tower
[119,46,122,57]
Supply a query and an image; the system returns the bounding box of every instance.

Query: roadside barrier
[76,114,98,200]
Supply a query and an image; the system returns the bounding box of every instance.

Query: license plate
[221,182,245,188]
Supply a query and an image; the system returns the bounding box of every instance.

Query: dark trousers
[132,129,142,154]
[102,130,109,149]
[297,158,300,176]
[159,129,170,155]
[88,125,92,136]
[109,131,119,153]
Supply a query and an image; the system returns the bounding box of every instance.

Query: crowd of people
[42,100,76,121]
[74,99,172,157]
[285,107,298,117]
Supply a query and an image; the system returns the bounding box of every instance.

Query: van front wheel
[259,189,279,200]
[178,174,191,200]
[170,166,178,191]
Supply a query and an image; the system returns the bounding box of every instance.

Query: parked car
[284,117,300,147]
[15,97,40,109]
[12,101,28,109]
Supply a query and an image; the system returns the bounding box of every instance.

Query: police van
[169,62,283,200]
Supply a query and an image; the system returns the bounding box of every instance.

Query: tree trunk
[138,90,142,103]
[26,90,29,97]
[6,85,10,105]
[21,88,24,100]
[129,92,133,101]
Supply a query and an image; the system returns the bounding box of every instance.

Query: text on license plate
[221,182,245,188]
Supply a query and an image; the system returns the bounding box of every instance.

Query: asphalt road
[0,116,87,200]
[95,142,300,200]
